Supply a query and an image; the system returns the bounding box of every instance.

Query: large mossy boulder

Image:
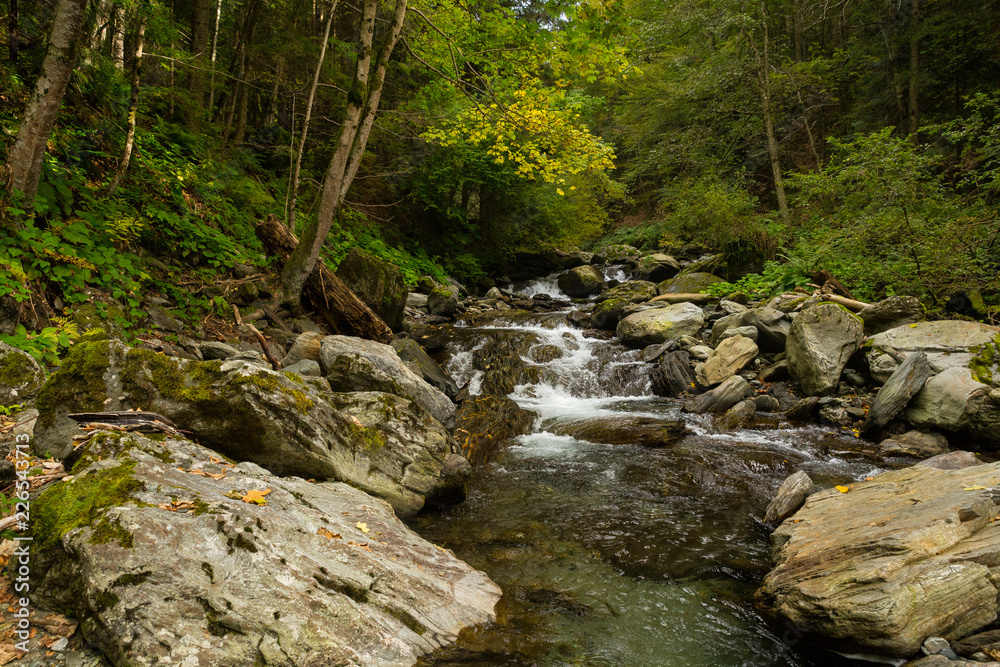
[591,298,631,331]
[616,302,705,348]
[592,244,641,265]
[759,462,1000,658]
[0,341,45,405]
[658,271,724,295]
[34,337,466,516]
[427,288,460,317]
[867,321,1000,384]
[33,432,501,666]
[557,265,606,298]
[633,254,681,282]
[786,303,864,396]
[320,335,456,428]
[336,247,408,331]
[595,280,658,304]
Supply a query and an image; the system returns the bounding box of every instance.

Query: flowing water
[411,270,892,667]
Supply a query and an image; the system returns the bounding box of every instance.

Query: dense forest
[2,0,1000,352]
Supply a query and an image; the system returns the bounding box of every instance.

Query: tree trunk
[907,0,921,140]
[750,0,789,222]
[107,11,146,195]
[286,0,337,228]
[280,0,408,302]
[8,0,19,63]
[5,0,88,220]
[188,0,211,126]
[256,215,392,342]
[110,2,125,68]
[208,0,223,113]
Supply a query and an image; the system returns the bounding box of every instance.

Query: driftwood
[811,270,857,300]
[255,215,392,343]
[69,411,178,428]
[814,292,870,312]
[245,323,282,371]
[649,292,716,305]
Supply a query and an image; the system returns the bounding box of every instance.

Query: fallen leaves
[176,467,227,480]
[965,485,988,491]
[157,500,199,513]
[242,489,272,505]
[356,522,370,533]
[835,485,851,494]
[317,527,342,540]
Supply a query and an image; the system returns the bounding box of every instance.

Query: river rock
[320,335,456,428]
[593,244,642,264]
[719,325,758,342]
[282,358,322,377]
[33,337,466,516]
[786,303,864,396]
[657,272,724,295]
[859,295,924,335]
[633,254,681,282]
[454,395,537,465]
[695,335,758,387]
[616,302,705,348]
[953,629,1000,659]
[880,430,949,458]
[651,350,695,397]
[335,248,408,331]
[763,471,815,524]
[683,375,750,414]
[591,297,630,331]
[391,337,459,400]
[754,395,782,412]
[714,398,756,432]
[745,307,791,352]
[282,331,325,367]
[558,265,606,298]
[867,321,1000,384]
[759,462,1000,657]
[595,280,658,304]
[199,340,239,360]
[0,341,45,405]
[784,396,819,421]
[32,432,500,667]
[917,450,982,470]
[863,350,931,434]
[428,288,460,317]
[905,367,986,433]
[551,415,689,447]
[407,292,429,310]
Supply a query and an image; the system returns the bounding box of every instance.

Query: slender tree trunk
[188,0,211,126]
[168,0,175,117]
[907,0,921,140]
[234,80,248,145]
[8,0,19,63]
[110,2,125,68]
[5,0,88,221]
[208,0,222,114]
[264,59,283,126]
[280,0,407,302]
[750,0,789,222]
[287,0,337,228]
[107,12,146,195]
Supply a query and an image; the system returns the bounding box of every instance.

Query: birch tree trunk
[110,2,125,68]
[286,0,337,228]
[280,0,408,302]
[907,0,921,140]
[5,0,89,221]
[750,0,789,222]
[188,0,211,126]
[207,0,223,113]
[107,11,146,195]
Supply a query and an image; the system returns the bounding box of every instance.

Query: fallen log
[648,292,717,305]
[256,215,392,343]
[814,292,870,312]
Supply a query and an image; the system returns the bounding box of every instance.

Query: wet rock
[651,351,695,397]
[918,450,982,470]
[320,335,456,428]
[336,248,408,331]
[657,272,724,295]
[641,340,678,362]
[715,398,756,432]
[0,341,45,405]
[867,321,1000,384]
[633,254,681,282]
[759,462,1000,658]
[616,303,705,348]
[281,331,324,367]
[953,629,1000,659]
[684,375,750,414]
[592,244,642,264]
[784,396,820,421]
[695,335,758,387]
[754,395,781,412]
[880,430,949,458]
[391,337,460,400]
[863,350,931,434]
[759,359,789,382]
[198,341,239,361]
[786,303,864,396]
[566,310,590,328]
[767,382,799,411]
[591,297,630,331]
[595,280,658,304]
[557,265,606,298]
[687,344,712,361]
[454,395,537,465]
[428,288,461,318]
[551,415,689,447]
[745,307,791,353]
[528,344,563,364]
[763,471,815,524]
[859,295,924,335]
[33,432,501,666]
[904,657,997,667]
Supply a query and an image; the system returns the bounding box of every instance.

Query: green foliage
[705,261,810,299]
[0,320,80,366]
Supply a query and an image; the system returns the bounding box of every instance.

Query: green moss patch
[0,350,36,388]
[35,340,113,429]
[970,334,1000,385]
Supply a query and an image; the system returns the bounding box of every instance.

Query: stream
[410,269,888,667]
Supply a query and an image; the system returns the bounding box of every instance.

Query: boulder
[859,295,924,335]
[557,265,606,298]
[715,398,756,432]
[754,395,782,412]
[406,292,429,310]
[0,341,45,405]
[784,396,820,421]
[906,367,986,433]
[763,471,815,524]
[867,321,1000,384]
[863,351,931,434]
[683,375,750,414]
[391,337,460,400]
[595,280,658,304]
[32,432,500,667]
[880,430,949,458]
[657,272,724,295]
[786,303,864,396]
[633,253,681,282]
[719,325,758,342]
[591,298,631,331]
[559,250,594,269]
[427,288,460,317]
[918,450,982,470]
[282,331,325,367]
[454,395,537,465]
[592,244,642,264]
[616,303,705,348]
[650,351,695,397]
[759,462,1000,657]
[320,335,456,428]
[745,307,791,352]
[282,359,322,377]
[550,415,689,447]
[198,340,239,361]
[695,335,758,387]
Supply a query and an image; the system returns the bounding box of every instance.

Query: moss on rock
[970,334,1000,386]
[35,339,114,430]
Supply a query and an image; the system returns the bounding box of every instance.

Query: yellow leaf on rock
[965,485,988,491]
[357,522,370,533]
[242,488,272,505]
[317,527,341,540]
[835,485,851,494]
